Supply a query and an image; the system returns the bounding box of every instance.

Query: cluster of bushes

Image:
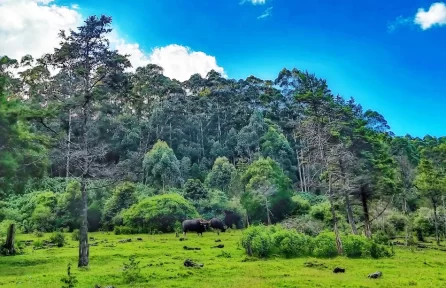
[241,225,392,259]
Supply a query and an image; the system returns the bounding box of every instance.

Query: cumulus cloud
[0,0,83,60]
[0,0,225,81]
[258,7,273,19]
[414,2,446,30]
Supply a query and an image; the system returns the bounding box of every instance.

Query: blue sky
[1,0,445,137]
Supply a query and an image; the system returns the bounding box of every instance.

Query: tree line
[1,15,445,266]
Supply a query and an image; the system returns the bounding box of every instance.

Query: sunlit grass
[0,230,445,287]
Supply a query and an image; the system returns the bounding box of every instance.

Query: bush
[312,232,337,258]
[342,234,368,258]
[122,194,199,233]
[33,239,44,249]
[49,232,65,247]
[240,225,273,258]
[367,242,392,259]
[71,229,80,241]
[34,230,44,238]
[388,212,407,232]
[102,182,138,230]
[373,230,390,245]
[291,195,311,216]
[122,255,142,284]
[272,228,311,257]
[280,216,324,237]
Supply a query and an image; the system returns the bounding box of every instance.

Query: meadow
[1,230,445,288]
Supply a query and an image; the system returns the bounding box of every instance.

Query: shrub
[122,255,142,284]
[49,232,65,247]
[240,225,273,258]
[280,215,324,237]
[33,239,44,249]
[312,232,337,258]
[71,229,80,241]
[272,228,311,257]
[87,201,102,232]
[291,195,311,216]
[373,230,390,245]
[34,230,44,238]
[388,212,407,232]
[342,234,368,258]
[60,263,78,288]
[309,202,331,222]
[122,194,199,233]
[102,182,138,230]
[367,241,392,259]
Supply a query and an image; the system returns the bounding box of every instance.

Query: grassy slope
[0,231,445,288]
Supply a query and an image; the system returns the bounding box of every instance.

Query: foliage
[241,158,295,224]
[49,232,66,247]
[271,228,312,257]
[60,263,78,288]
[71,229,80,241]
[122,255,142,284]
[122,194,199,232]
[312,232,338,258]
[240,225,273,258]
[183,179,208,201]
[143,140,183,191]
[205,157,236,193]
[291,195,311,215]
[102,182,138,230]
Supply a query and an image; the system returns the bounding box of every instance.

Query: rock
[368,271,382,279]
[183,246,201,250]
[333,267,345,273]
[211,244,224,248]
[184,259,204,268]
[215,239,222,242]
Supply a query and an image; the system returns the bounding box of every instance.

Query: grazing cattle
[209,218,227,235]
[182,219,209,236]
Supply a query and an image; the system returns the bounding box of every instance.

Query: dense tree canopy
[1,13,445,265]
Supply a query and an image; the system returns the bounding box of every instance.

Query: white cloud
[414,2,446,30]
[240,0,266,5]
[0,0,225,82]
[0,0,83,60]
[387,16,412,33]
[258,7,273,19]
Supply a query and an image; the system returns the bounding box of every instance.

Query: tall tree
[47,15,131,267]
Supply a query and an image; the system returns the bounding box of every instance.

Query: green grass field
[1,231,445,288]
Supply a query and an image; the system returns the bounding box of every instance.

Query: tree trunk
[65,109,72,181]
[432,199,440,245]
[328,174,343,255]
[345,191,358,235]
[265,197,272,226]
[443,196,446,240]
[78,179,89,267]
[5,224,16,255]
[360,186,372,238]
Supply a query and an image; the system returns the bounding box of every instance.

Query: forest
[1,15,446,287]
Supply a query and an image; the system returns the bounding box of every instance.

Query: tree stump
[5,224,16,255]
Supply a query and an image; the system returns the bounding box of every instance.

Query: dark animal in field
[183,246,201,250]
[184,259,204,268]
[208,218,227,235]
[211,244,224,248]
[368,271,382,279]
[333,267,345,273]
[182,219,209,236]
[215,239,221,242]
[224,210,242,229]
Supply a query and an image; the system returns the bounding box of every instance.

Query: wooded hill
[1,15,445,266]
